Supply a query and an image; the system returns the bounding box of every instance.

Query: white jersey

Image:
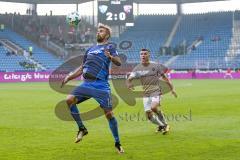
[129,62,167,96]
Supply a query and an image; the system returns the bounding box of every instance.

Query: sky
[0,0,240,15]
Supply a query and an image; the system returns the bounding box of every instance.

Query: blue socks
[108,117,120,143]
[70,104,120,143]
[70,104,84,129]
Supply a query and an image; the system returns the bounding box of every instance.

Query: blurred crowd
[0,12,95,58]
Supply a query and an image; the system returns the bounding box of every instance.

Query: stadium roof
[0,0,229,4]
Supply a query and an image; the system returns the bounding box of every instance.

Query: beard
[97,35,104,42]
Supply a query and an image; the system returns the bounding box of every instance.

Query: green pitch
[0,80,239,160]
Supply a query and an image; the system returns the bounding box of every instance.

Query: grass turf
[0,80,239,160]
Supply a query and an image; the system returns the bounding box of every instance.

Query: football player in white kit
[126,48,177,134]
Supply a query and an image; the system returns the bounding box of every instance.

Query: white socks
[149,114,164,126]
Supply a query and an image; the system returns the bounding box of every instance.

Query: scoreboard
[98,0,134,25]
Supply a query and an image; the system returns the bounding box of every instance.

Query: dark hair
[141,48,150,52]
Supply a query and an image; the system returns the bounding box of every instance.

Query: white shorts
[143,95,161,112]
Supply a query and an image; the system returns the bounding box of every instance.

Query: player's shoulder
[107,42,117,49]
[86,45,96,52]
[150,61,168,70]
[92,43,116,51]
[149,61,158,65]
[149,61,163,67]
[130,63,143,72]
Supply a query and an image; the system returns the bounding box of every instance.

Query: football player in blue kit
[61,23,124,154]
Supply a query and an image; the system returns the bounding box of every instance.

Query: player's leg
[66,94,88,143]
[150,96,170,134]
[151,103,170,134]
[151,96,168,126]
[67,83,92,143]
[92,82,124,154]
[144,97,165,127]
[66,95,84,129]
[104,109,124,154]
[146,111,165,126]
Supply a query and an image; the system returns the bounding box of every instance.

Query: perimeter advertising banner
[0,72,240,83]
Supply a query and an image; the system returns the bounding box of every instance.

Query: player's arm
[161,73,177,98]
[61,65,83,88]
[61,50,88,88]
[110,55,122,66]
[104,49,121,66]
[126,70,139,90]
[126,75,135,90]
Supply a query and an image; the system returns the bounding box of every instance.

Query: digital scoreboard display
[98,0,134,25]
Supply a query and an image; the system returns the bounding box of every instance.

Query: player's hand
[61,75,69,88]
[104,49,112,60]
[126,82,135,90]
[171,90,178,98]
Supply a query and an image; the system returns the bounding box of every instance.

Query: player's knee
[66,95,77,106]
[151,102,160,112]
[151,106,158,113]
[146,111,153,120]
[105,110,113,119]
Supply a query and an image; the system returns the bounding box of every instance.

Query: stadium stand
[170,12,233,69]
[112,15,177,63]
[112,12,237,69]
[1,11,240,71]
[0,28,63,71]
[0,45,34,72]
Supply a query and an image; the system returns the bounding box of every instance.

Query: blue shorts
[71,80,112,109]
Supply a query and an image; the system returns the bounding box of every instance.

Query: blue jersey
[82,43,118,81]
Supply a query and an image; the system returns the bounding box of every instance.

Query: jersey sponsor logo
[136,70,149,76]
[88,49,102,55]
